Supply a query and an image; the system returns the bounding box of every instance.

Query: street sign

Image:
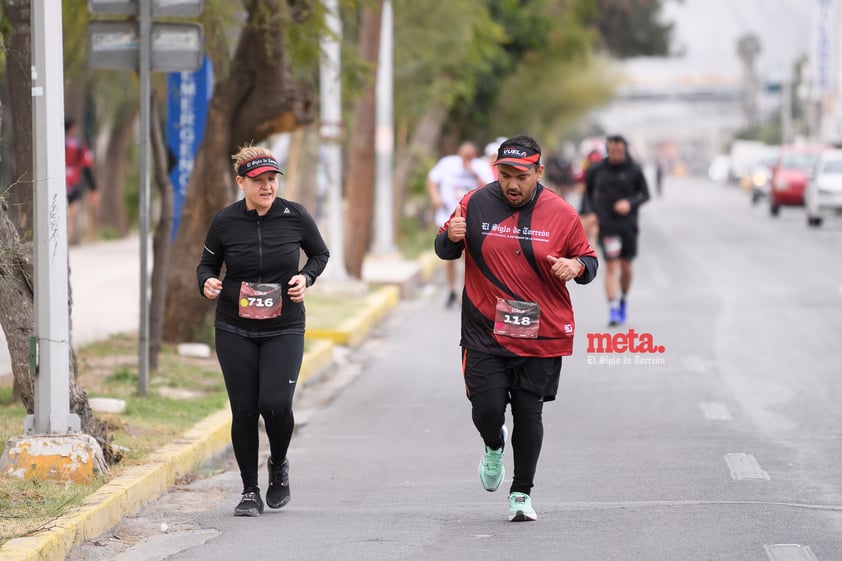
[167,56,213,239]
[151,23,203,71]
[88,0,203,17]
[811,0,838,94]
[88,21,137,70]
[88,21,203,72]
[88,0,205,397]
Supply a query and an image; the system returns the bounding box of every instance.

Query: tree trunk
[0,199,35,408]
[284,128,304,200]
[163,0,317,343]
[4,0,34,236]
[149,93,173,371]
[283,125,319,214]
[3,0,33,403]
[98,108,136,237]
[343,1,382,278]
[296,126,319,214]
[393,103,448,236]
[0,197,118,460]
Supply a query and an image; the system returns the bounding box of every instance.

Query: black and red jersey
[436,182,597,358]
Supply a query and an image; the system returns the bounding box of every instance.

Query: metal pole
[781,79,792,145]
[373,0,396,255]
[320,0,347,280]
[138,0,151,395]
[26,0,80,434]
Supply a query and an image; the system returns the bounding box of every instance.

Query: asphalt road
[68,176,842,561]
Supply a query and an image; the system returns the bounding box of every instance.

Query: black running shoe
[266,458,290,509]
[234,488,264,517]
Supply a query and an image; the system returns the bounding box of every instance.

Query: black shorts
[67,185,83,205]
[462,348,562,402]
[597,224,638,261]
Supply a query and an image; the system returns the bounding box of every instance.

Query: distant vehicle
[728,140,769,187]
[749,147,781,205]
[768,145,827,216]
[805,148,842,227]
[708,154,730,183]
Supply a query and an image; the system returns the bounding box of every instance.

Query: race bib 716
[238,282,283,319]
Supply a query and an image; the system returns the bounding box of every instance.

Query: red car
[769,145,827,216]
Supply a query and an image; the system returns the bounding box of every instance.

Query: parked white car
[805,149,842,227]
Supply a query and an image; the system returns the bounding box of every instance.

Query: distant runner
[582,134,650,327]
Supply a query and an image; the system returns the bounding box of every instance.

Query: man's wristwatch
[575,257,587,277]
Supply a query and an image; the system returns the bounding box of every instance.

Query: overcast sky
[620,0,813,87]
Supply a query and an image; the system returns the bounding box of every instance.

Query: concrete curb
[305,285,399,347]
[0,409,232,561]
[0,285,400,561]
[299,338,335,385]
[418,250,441,284]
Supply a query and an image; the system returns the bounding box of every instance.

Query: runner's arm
[628,167,650,209]
[434,229,464,260]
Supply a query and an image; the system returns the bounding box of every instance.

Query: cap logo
[238,156,283,177]
[495,144,541,170]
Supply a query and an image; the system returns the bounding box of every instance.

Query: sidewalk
[0,236,143,379]
[0,239,441,561]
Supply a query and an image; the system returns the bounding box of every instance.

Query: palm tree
[737,33,762,128]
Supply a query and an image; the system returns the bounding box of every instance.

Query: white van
[805,149,842,227]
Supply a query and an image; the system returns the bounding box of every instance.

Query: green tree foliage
[493,56,614,148]
[431,0,675,148]
[450,0,610,146]
[586,0,677,59]
[392,0,507,133]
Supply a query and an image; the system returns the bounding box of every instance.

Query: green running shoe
[478,426,507,492]
[508,492,537,522]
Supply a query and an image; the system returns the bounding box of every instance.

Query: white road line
[764,544,819,561]
[724,453,770,480]
[699,401,732,421]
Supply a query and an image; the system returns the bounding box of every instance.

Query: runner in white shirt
[427,142,495,307]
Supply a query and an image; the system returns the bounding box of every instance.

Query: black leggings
[471,387,544,495]
[215,329,304,491]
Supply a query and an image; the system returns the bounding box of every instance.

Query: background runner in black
[582,134,649,327]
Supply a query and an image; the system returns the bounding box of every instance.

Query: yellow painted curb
[306,285,399,347]
[299,338,334,385]
[0,283,397,561]
[0,409,232,561]
[418,250,442,283]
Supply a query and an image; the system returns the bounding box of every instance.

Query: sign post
[88,0,203,395]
